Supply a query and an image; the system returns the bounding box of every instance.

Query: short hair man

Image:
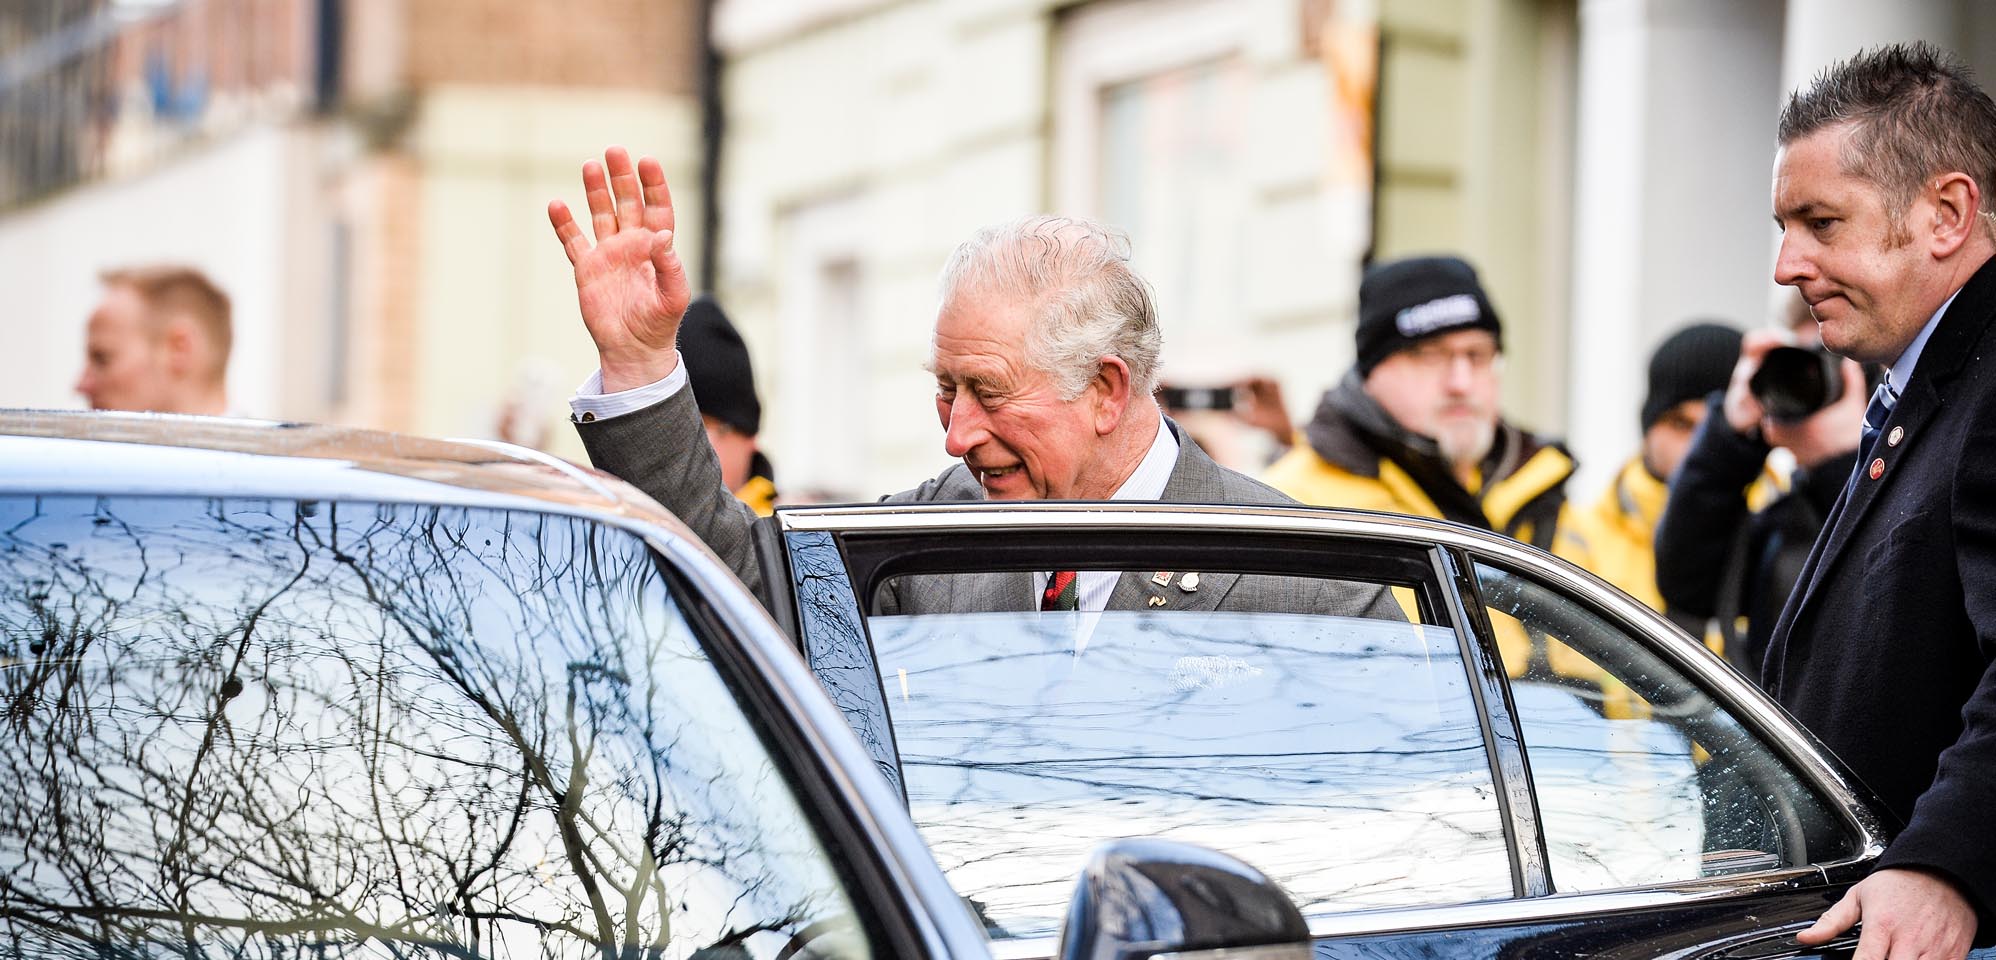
[544,147,1395,621]
[678,295,778,515]
[1555,322,1741,615]
[75,266,231,415]
[1762,42,1996,958]
[1263,255,1574,549]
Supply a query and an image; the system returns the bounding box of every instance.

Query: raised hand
[548,146,691,393]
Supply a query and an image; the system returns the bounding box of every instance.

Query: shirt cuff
[569,354,687,423]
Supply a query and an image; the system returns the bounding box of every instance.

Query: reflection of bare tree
[863,608,1519,940]
[0,496,863,960]
[785,534,899,795]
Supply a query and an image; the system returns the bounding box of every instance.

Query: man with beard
[1265,255,1574,549]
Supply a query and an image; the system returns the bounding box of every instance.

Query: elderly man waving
[546,147,1395,620]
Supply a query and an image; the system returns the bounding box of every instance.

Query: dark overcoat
[1764,253,1996,925]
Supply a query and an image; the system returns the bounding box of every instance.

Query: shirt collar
[1110,413,1179,501]
[1887,290,1957,396]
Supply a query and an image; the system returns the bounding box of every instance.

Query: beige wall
[0,127,309,416]
[1375,0,1576,437]
[714,0,1057,495]
[715,0,1388,494]
[331,0,708,454]
[379,88,702,458]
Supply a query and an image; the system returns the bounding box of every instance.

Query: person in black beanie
[1653,298,1864,686]
[679,296,779,515]
[1553,322,1741,617]
[1264,254,1575,550]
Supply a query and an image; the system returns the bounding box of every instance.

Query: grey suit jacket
[576,385,1399,620]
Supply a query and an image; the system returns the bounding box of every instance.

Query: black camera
[1158,385,1236,412]
[1749,346,1845,422]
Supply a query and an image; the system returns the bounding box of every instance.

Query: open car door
[758,501,1892,960]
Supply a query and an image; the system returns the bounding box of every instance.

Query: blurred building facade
[0,0,705,458]
[710,0,1583,496]
[1563,0,1996,494]
[6,0,1996,497]
[709,0,1996,498]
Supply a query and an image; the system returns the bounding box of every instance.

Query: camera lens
[1749,346,1844,421]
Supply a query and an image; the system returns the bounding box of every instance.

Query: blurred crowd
[72,218,1862,693]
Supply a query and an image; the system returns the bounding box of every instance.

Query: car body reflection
[867,609,1513,939]
[0,495,868,960]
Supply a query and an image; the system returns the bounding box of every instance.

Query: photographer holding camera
[1653,316,1868,686]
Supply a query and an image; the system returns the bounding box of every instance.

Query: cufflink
[577,411,597,423]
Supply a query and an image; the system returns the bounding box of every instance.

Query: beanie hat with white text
[1354,255,1503,377]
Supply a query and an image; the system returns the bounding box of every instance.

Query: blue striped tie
[1857,380,1897,463]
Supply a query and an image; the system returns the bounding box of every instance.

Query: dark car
[744,501,1954,960]
[0,412,1310,960]
[3,413,1976,960]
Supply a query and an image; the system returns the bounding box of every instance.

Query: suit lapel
[1107,569,1240,613]
[1791,374,1929,612]
[1158,416,1230,501]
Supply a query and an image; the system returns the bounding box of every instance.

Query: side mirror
[1056,838,1311,960]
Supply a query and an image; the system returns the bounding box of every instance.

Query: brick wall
[405,0,701,94]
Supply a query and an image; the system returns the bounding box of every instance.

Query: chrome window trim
[775,502,1889,865]
[1431,545,1550,897]
[986,867,1830,960]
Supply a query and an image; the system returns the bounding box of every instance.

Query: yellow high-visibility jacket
[1263,372,1576,550]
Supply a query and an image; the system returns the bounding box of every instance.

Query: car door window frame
[765,504,1891,953]
[772,504,1542,901]
[635,517,978,960]
[1433,544,1553,897]
[1447,543,1888,891]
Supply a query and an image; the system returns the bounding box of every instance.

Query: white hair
[936,215,1163,400]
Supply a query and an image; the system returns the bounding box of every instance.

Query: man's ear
[1927,171,1982,257]
[159,319,197,377]
[1091,355,1134,435]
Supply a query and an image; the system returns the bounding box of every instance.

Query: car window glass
[866,570,1512,942]
[1473,561,1857,892]
[0,496,874,960]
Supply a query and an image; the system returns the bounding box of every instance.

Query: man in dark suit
[1764,43,1996,959]
[544,147,1395,620]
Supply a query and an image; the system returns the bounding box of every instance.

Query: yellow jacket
[1262,375,1656,708]
[1554,456,1669,613]
[1263,373,1576,549]
[733,450,779,517]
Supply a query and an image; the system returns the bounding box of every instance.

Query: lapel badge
[1152,571,1174,587]
[1147,595,1167,607]
[1887,426,1905,447]
[1869,458,1885,480]
[1178,571,1201,593]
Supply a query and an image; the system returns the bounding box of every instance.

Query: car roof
[0,409,683,531]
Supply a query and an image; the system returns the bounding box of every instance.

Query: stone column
[1563,0,1782,496]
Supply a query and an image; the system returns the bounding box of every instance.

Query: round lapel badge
[1869,458,1885,480]
[1888,425,1905,447]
